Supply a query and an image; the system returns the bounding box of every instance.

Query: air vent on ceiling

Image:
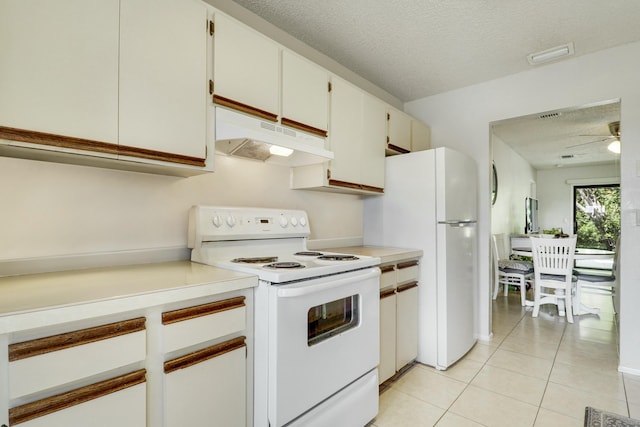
[538,112,561,119]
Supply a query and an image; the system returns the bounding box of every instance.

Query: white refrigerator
[364,147,477,370]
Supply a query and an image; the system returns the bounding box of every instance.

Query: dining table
[510,246,615,315]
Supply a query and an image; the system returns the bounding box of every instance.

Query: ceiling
[492,101,621,170]
[229,0,637,169]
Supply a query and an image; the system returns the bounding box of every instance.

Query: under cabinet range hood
[214,107,333,167]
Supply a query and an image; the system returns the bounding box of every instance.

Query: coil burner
[264,262,305,269]
[232,257,278,264]
[317,255,360,261]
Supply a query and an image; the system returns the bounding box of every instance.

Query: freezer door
[436,148,477,222]
[436,220,476,368]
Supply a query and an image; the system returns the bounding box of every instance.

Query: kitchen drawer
[162,296,246,353]
[9,370,146,427]
[379,265,396,290]
[396,260,419,284]
[8,318,146,399]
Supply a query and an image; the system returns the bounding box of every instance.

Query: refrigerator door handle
[437,220,477,226]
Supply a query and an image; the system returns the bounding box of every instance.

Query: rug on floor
[584,407,640,427]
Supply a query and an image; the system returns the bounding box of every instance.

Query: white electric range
[188,206,381,427]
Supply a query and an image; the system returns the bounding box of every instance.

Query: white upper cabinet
[281,50,329,136]
[0,0,119,145]
[411,119,432,152]
[361,94,387,189]
[212,12,279,120]
[119,0,208,161]
[386,107,412,155]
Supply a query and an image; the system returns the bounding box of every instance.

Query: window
[573,184,620,250]
[307,295,359,346]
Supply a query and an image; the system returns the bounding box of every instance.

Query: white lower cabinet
[379,288,397,384]
[13,374,147,427]
[2,290,252,426]
[160,295,249,426]
[165,340,246,427]
[6,317,147,426]
[378,259,420,384]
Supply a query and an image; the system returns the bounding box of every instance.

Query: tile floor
[370,291,640,426]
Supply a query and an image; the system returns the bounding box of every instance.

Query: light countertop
[323,246,423,265]
[0,261,257,333]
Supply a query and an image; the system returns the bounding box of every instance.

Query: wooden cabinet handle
[213,94,278,122]
[281,117,328,137]
[380,265,395,274]
[380,288,396,299]
[162,296,245,325]
[164,336,246,374]
[397,260,419,269]
[9,317,146,362]
[9,370,146,425]
[397,281,418,293]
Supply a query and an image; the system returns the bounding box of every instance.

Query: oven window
[307,295,359,346]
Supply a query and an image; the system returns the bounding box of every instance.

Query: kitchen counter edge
[0,260,257,334]
[322,246,423,265]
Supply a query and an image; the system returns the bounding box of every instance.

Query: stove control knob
[279,215,288,228]
[226,215,236,227]
[212,215,222,228]
[290,217,298,226]
[299,216,307,227]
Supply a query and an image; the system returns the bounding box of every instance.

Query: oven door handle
[276,268,380,298]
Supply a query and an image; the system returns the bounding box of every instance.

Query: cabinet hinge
[328,81,332,92]
[327,169,331,180]
[387,113,390,121]
[209,20,214,36]
[387,136,390,143]
[209,79,214,95]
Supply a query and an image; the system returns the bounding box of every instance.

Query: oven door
[268,267,380,427]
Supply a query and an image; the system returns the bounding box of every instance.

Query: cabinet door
[213,12,279,120]
[0,0,119,144]
[379,290,397,384]
[387,107,412,154]
[165,338,246,427]
[360,94,386,190]
[282,50,329,136]
[329,77,363,185]
[119,0,207,161]
[396,283,419,370]
[411,119,431,152]
[11,372,146,427]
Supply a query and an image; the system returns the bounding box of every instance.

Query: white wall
[405,41,640,374]
[537,164,621,234]
[0,154,363,261]
[491,136,536,235]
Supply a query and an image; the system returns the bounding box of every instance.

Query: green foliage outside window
[575,186,620,250]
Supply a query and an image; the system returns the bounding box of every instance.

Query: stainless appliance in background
[364,147,478,370]
[189,206,380,427]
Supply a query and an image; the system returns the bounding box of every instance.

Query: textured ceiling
[230,0,640,102]
[492,101,621,170]
[229,0,635,169]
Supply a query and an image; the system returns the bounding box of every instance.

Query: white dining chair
[530,236,577,323]
[492,233,533,306]
[574,236,619,315]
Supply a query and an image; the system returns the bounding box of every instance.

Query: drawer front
[396,260,419,284]
[162,296,246,353]
[379,265,396,290]
[11,371,146,427]
[9,319,146,399]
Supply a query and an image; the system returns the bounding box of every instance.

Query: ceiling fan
[568,121,621,153]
